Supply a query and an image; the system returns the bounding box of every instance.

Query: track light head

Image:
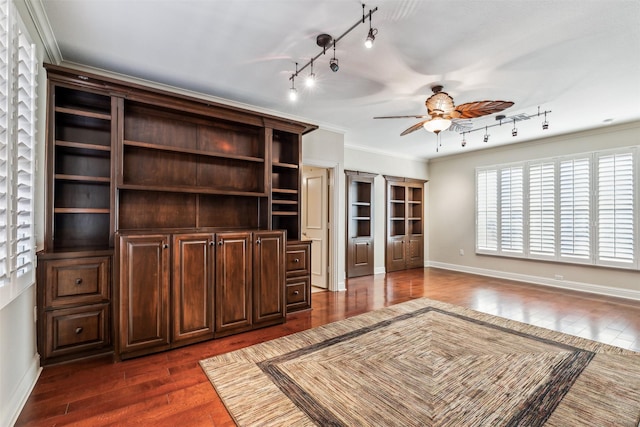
[289,86,297,101]
[365,28,377,48]
[542,121,549,130]
[329,57,339,72]
[306,73,316,87]
[483,134,489,143]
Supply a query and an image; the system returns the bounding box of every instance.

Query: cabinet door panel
[172,233,215,344]
[118,234,170,355]
[253,231,285,326]
[386,236,406,272]
[215,232,252,335]
[407,235,424,269]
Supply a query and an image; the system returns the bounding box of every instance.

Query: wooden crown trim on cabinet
[38,63,316,365]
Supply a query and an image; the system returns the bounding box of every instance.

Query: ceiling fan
[374,85,514,136]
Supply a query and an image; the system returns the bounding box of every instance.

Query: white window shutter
[0,0,8,284]
[597,151,635,266]
[476,169,498,251]
[559,157,591,261]
[500,166,523,254]
[529,161,555,257]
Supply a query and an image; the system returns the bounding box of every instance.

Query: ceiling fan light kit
[287,4,378,101]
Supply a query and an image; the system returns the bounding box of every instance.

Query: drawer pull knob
[75,278,83,285]
[293,258,299,263]
[75,327,83,334]
[293,290,300,295]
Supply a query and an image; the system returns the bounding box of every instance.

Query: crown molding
[22,0,62,64]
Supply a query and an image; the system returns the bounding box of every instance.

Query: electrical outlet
[459,249,464,256]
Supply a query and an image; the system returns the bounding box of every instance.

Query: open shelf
[124,140,264,163]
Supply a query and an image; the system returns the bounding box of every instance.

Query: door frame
[302,159,339,292]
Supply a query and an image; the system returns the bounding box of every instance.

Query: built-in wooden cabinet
[37,64,316,364]
[285,240,312,313]
[385,176,427,272]
[346,170,376,278]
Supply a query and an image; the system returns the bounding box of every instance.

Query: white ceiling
[39,0,640,160]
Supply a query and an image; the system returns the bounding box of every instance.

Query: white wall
[302,128,346,290]
[1,2,48,426]
[344,147,429,274]
[428,121,640,299]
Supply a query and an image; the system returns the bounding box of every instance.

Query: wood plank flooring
[15,268,640,426]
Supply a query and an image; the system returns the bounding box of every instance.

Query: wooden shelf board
[352,202,371,206]
[272,188,298,194]
[272,211,298,216]
[272,162,299,169]
[353,217,371,220]
[124,139,265,163]
[55,174,111,183]
[56,140,111,152]
[272,200,298,205]
[55,106,111,121]
[54,208,110,214]
[118,183,266,197]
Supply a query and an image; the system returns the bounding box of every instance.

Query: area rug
[200,298,640,426]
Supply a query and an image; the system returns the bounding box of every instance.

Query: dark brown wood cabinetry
[285,240,312,313]
[385,176,427,272]
[37,64,316,364]
[346,170,376,278]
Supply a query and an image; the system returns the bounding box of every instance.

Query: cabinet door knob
[162,243,169,249]
[209,241,215,246]
[218,241,223,246]
[75,327,83,334]
[256,239,261,245]
[75,278,83,285]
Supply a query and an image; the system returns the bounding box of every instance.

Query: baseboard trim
[427,261,640,301]
[374,267,386,275]
[4,353,41,427]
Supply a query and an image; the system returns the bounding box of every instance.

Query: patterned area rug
[200,298,640,426]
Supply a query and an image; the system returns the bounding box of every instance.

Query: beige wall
[428,121,640,298]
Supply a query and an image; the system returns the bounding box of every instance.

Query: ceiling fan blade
[449,119,473,132]
[373,115,430,119]
[450,100,514,119]
[400,120,428,136]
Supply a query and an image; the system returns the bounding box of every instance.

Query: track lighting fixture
[461,133,467,147]
[289,64,298,101]
[306,60,316,87]
[287,4,378,99]
[329,44,339,72]
[364,7,378,49]
[453,107,552,150]
[542,111,549,130]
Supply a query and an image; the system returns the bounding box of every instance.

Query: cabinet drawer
[45,303,110,359]
[45,256,110,307]
[286,246,309,276]
[286,277,310,312]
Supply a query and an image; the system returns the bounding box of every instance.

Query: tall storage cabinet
[37,64,316,364]
[384,176,427,272]
[346,170,376,278]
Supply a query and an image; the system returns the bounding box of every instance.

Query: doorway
[301,164,335,290]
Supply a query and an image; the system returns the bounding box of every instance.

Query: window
[0,0,37,310]
[476,147,638,270]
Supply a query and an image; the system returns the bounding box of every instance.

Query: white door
[302,166,328,289]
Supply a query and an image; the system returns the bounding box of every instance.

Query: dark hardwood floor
[16,268,640,426]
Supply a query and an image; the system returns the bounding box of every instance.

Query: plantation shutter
[559,157,591,260]
[476,169,497,251]
[0,0,8,284]
[12,25,35,280]
[500,166,523,253]
[529,161,555,257]
[597,151,635,266]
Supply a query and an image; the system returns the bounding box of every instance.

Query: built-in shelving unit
[384,175,427,272]
[37,64,317,365]
[346,170,376,278]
